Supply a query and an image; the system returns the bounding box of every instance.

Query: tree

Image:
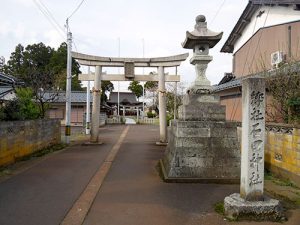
[144,81,158,108]
[128,81,143,100]
[0,87,40,121]
[1,44,25,75]
[165,82,186,119]
[101,80,114,102]
[144,81,158,92]
[48,43,82,91]
[0,56,5,70]
[266,63,300,124]
[2,42,83,117]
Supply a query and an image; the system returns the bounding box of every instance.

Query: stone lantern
[160,15,240,183]
[182,15,222,93]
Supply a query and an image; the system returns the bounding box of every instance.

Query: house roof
[43,91,112,109]
[214,61,300,92]
[218,73,236,85]
[43,91,92,103]
[221,0,300,53]
[107,92,141,105]
[0,86,15,100]
[0,73,24,87]
[213,79,241,92]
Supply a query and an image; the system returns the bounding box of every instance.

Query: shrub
[0,88,40,121]
[167,114,173,126]
[147,111,156,118]
[15,88,40,119]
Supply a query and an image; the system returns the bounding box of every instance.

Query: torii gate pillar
[90,66,102,143]
[157,66,167,145]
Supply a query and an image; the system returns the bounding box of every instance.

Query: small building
[46,91,112,126]
[0,86,15,103]
[0,73,24,103]
[215,0,300,122]
[107,92,143,116]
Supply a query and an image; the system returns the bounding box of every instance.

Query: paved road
[0,126,123,225]
[83,125,300,225]
[84,125,230,224]
[125,118,136,124]
[1,125,300,225]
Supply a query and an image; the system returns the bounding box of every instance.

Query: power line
[37,0,65,32]
[67,0,87,20]
[65,0,88,53]
[32,0,65,39]
[210,0,226,25]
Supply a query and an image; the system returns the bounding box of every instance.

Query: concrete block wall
[0,119,61,167]
[265,125,300,186]
[237,124,300,186]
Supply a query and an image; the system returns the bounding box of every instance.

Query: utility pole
[117,38,120,121]
[86,66,91,135]
[142,38,145,119]
[65,19,72,144]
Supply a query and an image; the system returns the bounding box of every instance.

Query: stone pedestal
[224,193,284,221]
[161,92,241,183]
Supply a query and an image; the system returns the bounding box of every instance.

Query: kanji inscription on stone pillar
[241,78,265,201]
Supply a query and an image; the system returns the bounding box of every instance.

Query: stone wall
[0,119,61,167]
[238,123,300,186]
[163,119,241,182]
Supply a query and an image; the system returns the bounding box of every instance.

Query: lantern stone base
[161,93,241,182]
[224,193,285,221]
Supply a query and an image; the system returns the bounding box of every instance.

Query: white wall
[234,5,300,54]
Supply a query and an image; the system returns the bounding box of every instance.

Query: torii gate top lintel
[72,51,189,68]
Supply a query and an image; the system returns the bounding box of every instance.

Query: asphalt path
[83,125,238,225]
[83,125,300,225]
[0,125,123,225]
[1,124,300,225]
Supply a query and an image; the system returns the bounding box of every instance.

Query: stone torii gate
[72,51,188,144]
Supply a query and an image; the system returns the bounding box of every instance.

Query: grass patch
[156,160,165,182]
[264,170,273,180]
[0,169,12,176]
[0,143,67,177]
[214,202,225,215]
[265,170,299,189]
[18,143,67,162]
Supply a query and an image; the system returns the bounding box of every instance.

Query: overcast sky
[1,0,249,90]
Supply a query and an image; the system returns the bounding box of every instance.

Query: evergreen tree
[1,42,84,117]
[128,81,143,100]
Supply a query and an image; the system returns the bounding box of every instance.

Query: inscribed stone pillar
[158,66,167,143]
[90,66,102,142]
[241,78,265,201]
[224,77,282,221]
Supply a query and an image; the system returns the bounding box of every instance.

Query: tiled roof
[214,61,300,92]
[213,79,241,92]
[218,73,235,85]
[0,73,24,86]
[107,92,140,104]
[0,86,15,99]
[43,91,92,103]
